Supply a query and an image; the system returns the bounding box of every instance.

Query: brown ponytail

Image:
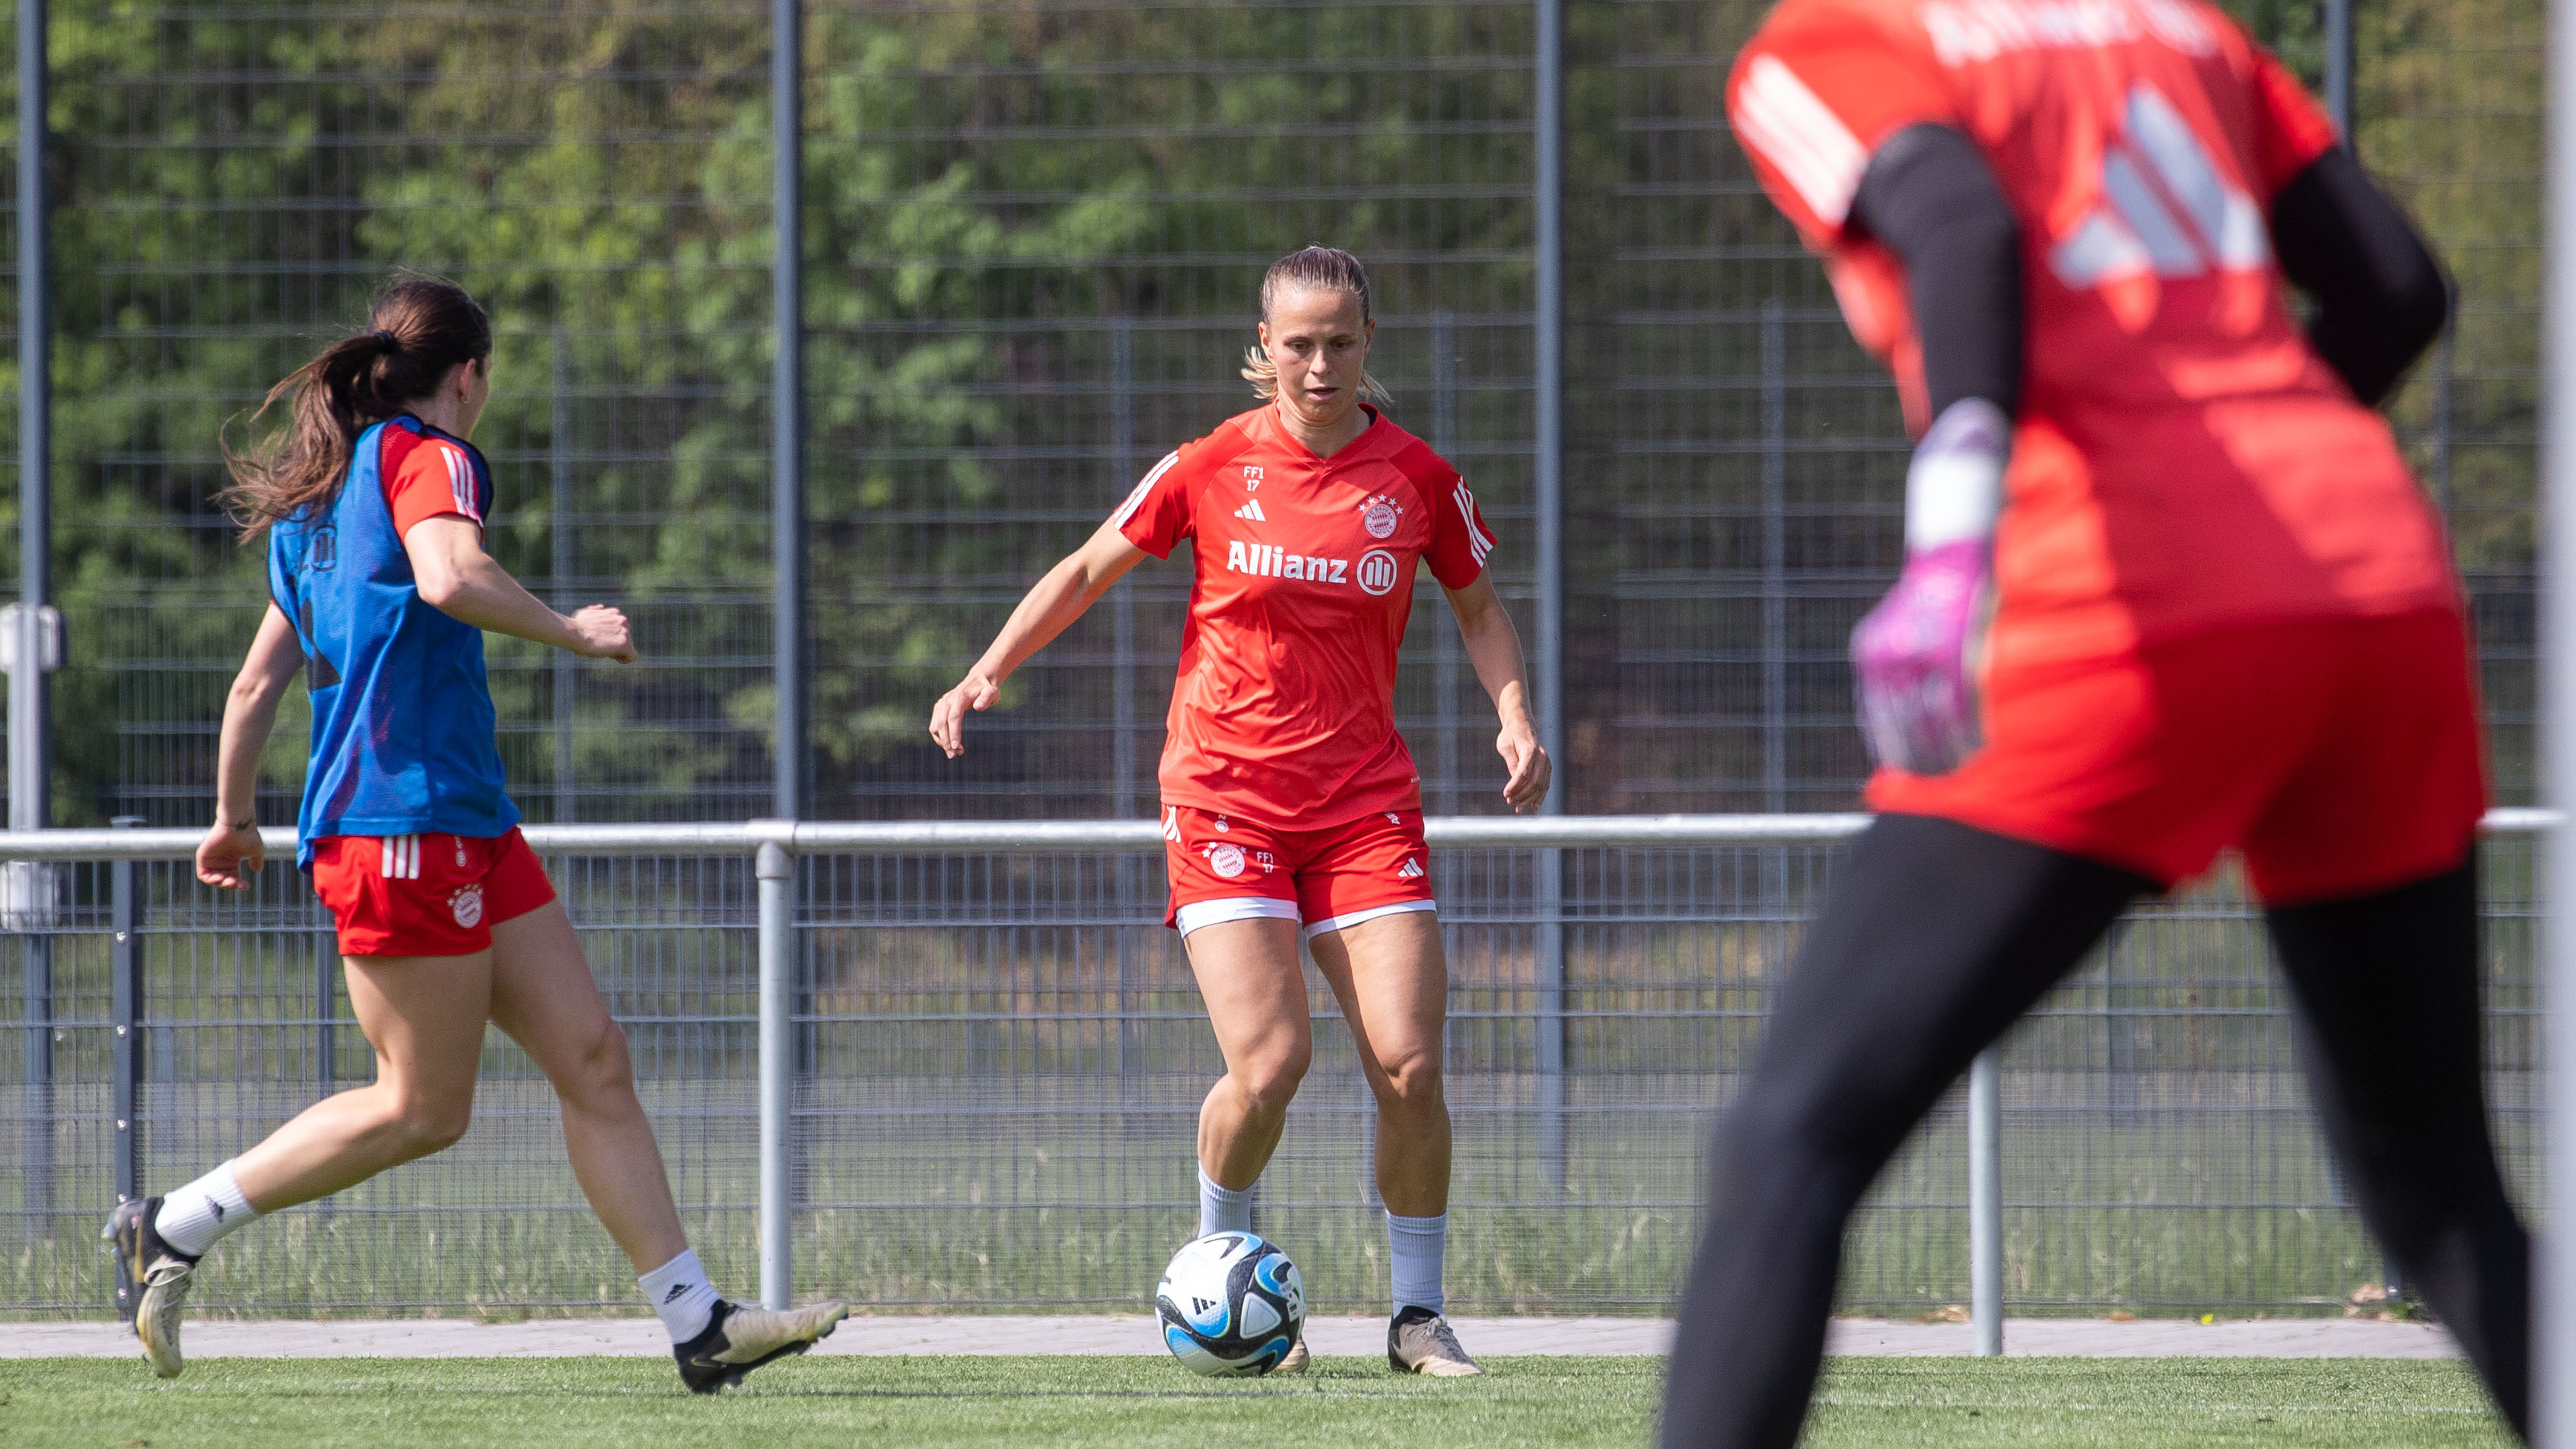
[1241,245,1393,406]
[221,272,493,533]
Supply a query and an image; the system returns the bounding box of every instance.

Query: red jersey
[377,422,487,537]
[1115,405,1496,827]
[1728,0,2458,666]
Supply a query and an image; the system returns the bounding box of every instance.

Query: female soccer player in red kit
[107,275,847,1393]
[1662,1,2530,1443]
[932,247,1547,1375]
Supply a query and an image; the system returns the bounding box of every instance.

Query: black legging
[1658,814,2530,1447]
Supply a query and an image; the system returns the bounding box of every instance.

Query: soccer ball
[1155,1230,1305,1376]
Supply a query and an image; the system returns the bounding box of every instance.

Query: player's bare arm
[1443,573,1549,813]
[194,601,304,890]
[930,518,1150,759]
[403,515,636,663]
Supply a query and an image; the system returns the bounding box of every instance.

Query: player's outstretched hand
[1850,541,1990,775]
[565,604,639,664]
[1497,720,1550,814]
[196,820,264,891]
[930,672,1003,760]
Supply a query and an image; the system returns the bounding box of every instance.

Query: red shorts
[1869,609,2487,904]
[308,828,558,957]
[1162,804,1436,937]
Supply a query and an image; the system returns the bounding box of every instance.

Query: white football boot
[103,1198,198,1378]
[1388,1306,1482,1377]
[673,1298,850,1393]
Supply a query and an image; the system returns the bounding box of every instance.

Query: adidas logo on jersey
[1235,499,1267,522]
[1398,858,1426,880]
[2050,83,2268,295]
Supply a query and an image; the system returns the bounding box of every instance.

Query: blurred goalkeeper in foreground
[1664,1,2528,1443]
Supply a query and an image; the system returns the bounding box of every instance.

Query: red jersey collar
[1250,401,1403,467]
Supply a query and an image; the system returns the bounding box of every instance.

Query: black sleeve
[1846,123,2024,421]
[2268,146,2450,409]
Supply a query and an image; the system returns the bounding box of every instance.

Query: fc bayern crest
[1207,843,1248,879]
[1363,498,1400,539]
[450,884,485,928]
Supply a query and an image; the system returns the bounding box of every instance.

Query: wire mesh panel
[2,835,2538,1317]
[29,5,780,829]
[804,0,1547,819]
[1581,0,1902,812]
[0,1,2541,825]
[0,0,2549,1329]
[3,852,766,1315]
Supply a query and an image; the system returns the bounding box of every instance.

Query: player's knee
[560,1018,638,1110]
[1373,1045,1444,1110]
[386,1093,473,1158]
[1239,1038,1311,1113]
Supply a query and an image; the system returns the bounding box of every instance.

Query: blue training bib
[269,416,519,867]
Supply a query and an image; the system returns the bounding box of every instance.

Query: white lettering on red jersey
[1116,405,1495,826]
[1725,0,2456,667]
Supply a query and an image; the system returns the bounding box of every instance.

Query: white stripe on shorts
[1174,896,1300,938]
[1302,899,1436,942]
[379,835,419,881]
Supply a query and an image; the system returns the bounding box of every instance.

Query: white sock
[638,1248,721,1344]
[1198,1167,1253,1237]
[1387,1210,1448,1317]
[155,1162,259,1258]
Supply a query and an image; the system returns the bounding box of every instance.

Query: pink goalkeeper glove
[1852,540,1992,774]
[1851,399,2010,775]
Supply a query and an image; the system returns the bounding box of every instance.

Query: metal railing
[2,811,2549,1327]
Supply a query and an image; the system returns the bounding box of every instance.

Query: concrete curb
[0,1315,2460,1360]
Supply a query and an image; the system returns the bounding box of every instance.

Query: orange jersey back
[1728,0,2457,664]
[1115,406,1496,826]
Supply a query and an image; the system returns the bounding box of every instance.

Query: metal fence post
[552,324,577,825]
[2323,0,2355,142]
[1531,0,1569,1199]
[15,0,46,821]
[14,891,49,1219]
[771,0,806,822]
[1760,301,1788,813]
[110,820,142,1189]
[1968,1044,2003,1356]
[1111,318,1138,820]
[754,830,795,1309]
[1108,318,1145,1093]
[2538,2,2576,1439]
[1431,312,1461,812]
[111,817,142,1321]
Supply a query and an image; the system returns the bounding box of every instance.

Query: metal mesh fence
[2,831,2539,1317]
[0,0,2537,827]
[0,0,2547,1324]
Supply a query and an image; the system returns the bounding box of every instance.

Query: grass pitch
[0,1356,2511,1448]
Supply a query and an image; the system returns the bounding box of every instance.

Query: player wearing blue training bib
[104,274,848,1393]
[272,414,516,860]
